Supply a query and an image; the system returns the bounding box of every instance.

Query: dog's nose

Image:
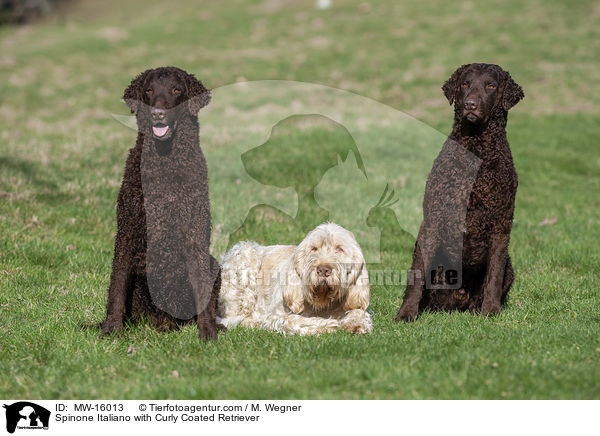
[464,98,478,111]
[317,264,332,277]
[151,107,166,121]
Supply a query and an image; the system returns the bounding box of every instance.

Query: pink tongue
[153,126,169,137]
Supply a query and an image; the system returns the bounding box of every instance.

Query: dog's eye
[173,88,182,95]
[311,246,318,252]
[145,89,153,94]
[335,246,344,254]
[486,83,496,89]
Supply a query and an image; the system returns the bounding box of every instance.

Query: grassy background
[0,0,599,399]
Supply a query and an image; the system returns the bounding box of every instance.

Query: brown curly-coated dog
[396,63,524,321]
[100,67,220,340]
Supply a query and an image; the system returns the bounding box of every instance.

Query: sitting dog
[218,223,372,335]
[395,63,524,321]
[100,67,220,340]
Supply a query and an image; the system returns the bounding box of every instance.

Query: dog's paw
[341,310,372,334]
[341,322,370,334]
[197,321,218,341]
[481,301,502,316]
[394,305,418,322]
[99,319,122,336]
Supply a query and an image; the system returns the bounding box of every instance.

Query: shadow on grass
[0,156,71,204]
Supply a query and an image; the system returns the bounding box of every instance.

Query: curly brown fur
[395,63,524,321]
[100,66,221,339]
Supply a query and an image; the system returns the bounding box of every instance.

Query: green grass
[0,0,599,399]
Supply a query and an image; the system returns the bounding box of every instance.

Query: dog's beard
[304,265,343,311]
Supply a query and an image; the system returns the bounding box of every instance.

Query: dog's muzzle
[150,107,175,141]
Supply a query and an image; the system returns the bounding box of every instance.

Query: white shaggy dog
[218,223,372,335]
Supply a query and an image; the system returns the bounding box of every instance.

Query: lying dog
[396,63,524,321]
[218,223,372,335]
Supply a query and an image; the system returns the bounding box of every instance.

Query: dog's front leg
[272,314,340,336]
[395,238,427,322]
[100,230,133,335]
[341,309,372,334]
[481,234,510,315]
[188,253,218,340]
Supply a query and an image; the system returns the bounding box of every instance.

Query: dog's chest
[467,154,517,217]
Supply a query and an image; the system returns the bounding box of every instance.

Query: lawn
[0,0,598,399]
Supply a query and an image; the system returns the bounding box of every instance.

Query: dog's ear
[183,71,211,115]
[343,261,370,311]
[282,274,304,314]
[283,255,305,314]
[123,69,152,114]
[342,241,370,311]
[281,240,310,314]
[501,71,524,111]
[442,64,471,105]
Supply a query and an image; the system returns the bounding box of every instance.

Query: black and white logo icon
[3,402,50,434]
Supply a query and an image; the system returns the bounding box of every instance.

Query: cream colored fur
[217,223,372,335]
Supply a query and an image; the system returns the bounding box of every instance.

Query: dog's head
[123,66,211,143]
[442,63,524,126]
[287,223,369,312]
